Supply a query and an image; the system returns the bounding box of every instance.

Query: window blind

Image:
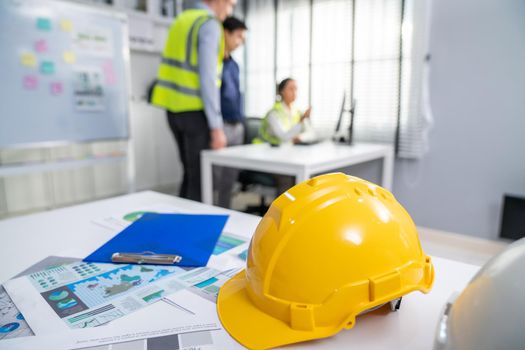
[398,0,433,158]
[242,0,432,158]
[276,0,311,110]
[310,0,353,137]
[244,0,276,118]
[352,0,402,144]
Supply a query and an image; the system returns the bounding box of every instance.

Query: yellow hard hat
[217,173,435,349]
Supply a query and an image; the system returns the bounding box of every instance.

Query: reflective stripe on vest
[259,102,302,145]
[152,9,224,113]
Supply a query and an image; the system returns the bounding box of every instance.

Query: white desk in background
[0,191,502,349]
[200,141,394,206]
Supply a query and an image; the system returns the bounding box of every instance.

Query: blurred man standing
[152,0,236,201]
[216,16,247,208]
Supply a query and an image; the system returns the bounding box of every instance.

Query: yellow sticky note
[63,51,76,64]
[60,19,73,32]
[21,53,37,67]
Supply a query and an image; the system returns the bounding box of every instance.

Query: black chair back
[244,117,263,144]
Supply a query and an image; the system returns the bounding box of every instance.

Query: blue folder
[84,213,229,267]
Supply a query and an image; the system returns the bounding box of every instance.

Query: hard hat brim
[217,270,336,349]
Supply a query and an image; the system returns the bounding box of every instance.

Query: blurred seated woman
[258,78,311,145]
[255,78,312,196]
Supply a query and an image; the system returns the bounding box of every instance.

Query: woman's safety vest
[152,9,224,113]
[258,101,302,145]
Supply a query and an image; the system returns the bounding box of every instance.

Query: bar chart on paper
[212,234,246,255]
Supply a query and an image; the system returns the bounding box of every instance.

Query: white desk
[201,141,394,205]
[0,191,259,285]
[0,191,483,349]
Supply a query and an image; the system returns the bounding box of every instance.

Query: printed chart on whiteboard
[73,67,105,111]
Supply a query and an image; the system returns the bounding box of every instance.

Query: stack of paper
[0,203,250,349]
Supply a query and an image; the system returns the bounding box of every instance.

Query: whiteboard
[0,0,131,148]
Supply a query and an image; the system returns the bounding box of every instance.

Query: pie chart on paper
[0,322,20,333]
[122,211,154,222]
[48,290,69,301]
[57,298,78,309]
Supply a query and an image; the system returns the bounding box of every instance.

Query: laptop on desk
[295,120,326,146]
[295,94,356,146]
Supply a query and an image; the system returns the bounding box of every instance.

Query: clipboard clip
[111,251,182,265]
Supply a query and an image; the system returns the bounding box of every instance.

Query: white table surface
[201,141,394,205]
[0,191,480,349]
[0,191,259,284]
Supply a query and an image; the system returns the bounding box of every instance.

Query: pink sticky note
[101,60,116,85]
[50,81,63,95]
[23,75,38,90]
[35,39,48,53]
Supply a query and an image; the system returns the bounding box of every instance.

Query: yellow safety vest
[258,101,302,145]
[152,9,224,113]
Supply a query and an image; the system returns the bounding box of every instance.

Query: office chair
[237,117,277,215]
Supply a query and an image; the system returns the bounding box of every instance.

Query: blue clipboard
[84,213,228,267]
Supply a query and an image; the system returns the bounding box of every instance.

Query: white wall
[393,0,525,239]
[129,51,182,192]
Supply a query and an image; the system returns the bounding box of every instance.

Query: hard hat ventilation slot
[368,189,376,196]
[354,188,362,196]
